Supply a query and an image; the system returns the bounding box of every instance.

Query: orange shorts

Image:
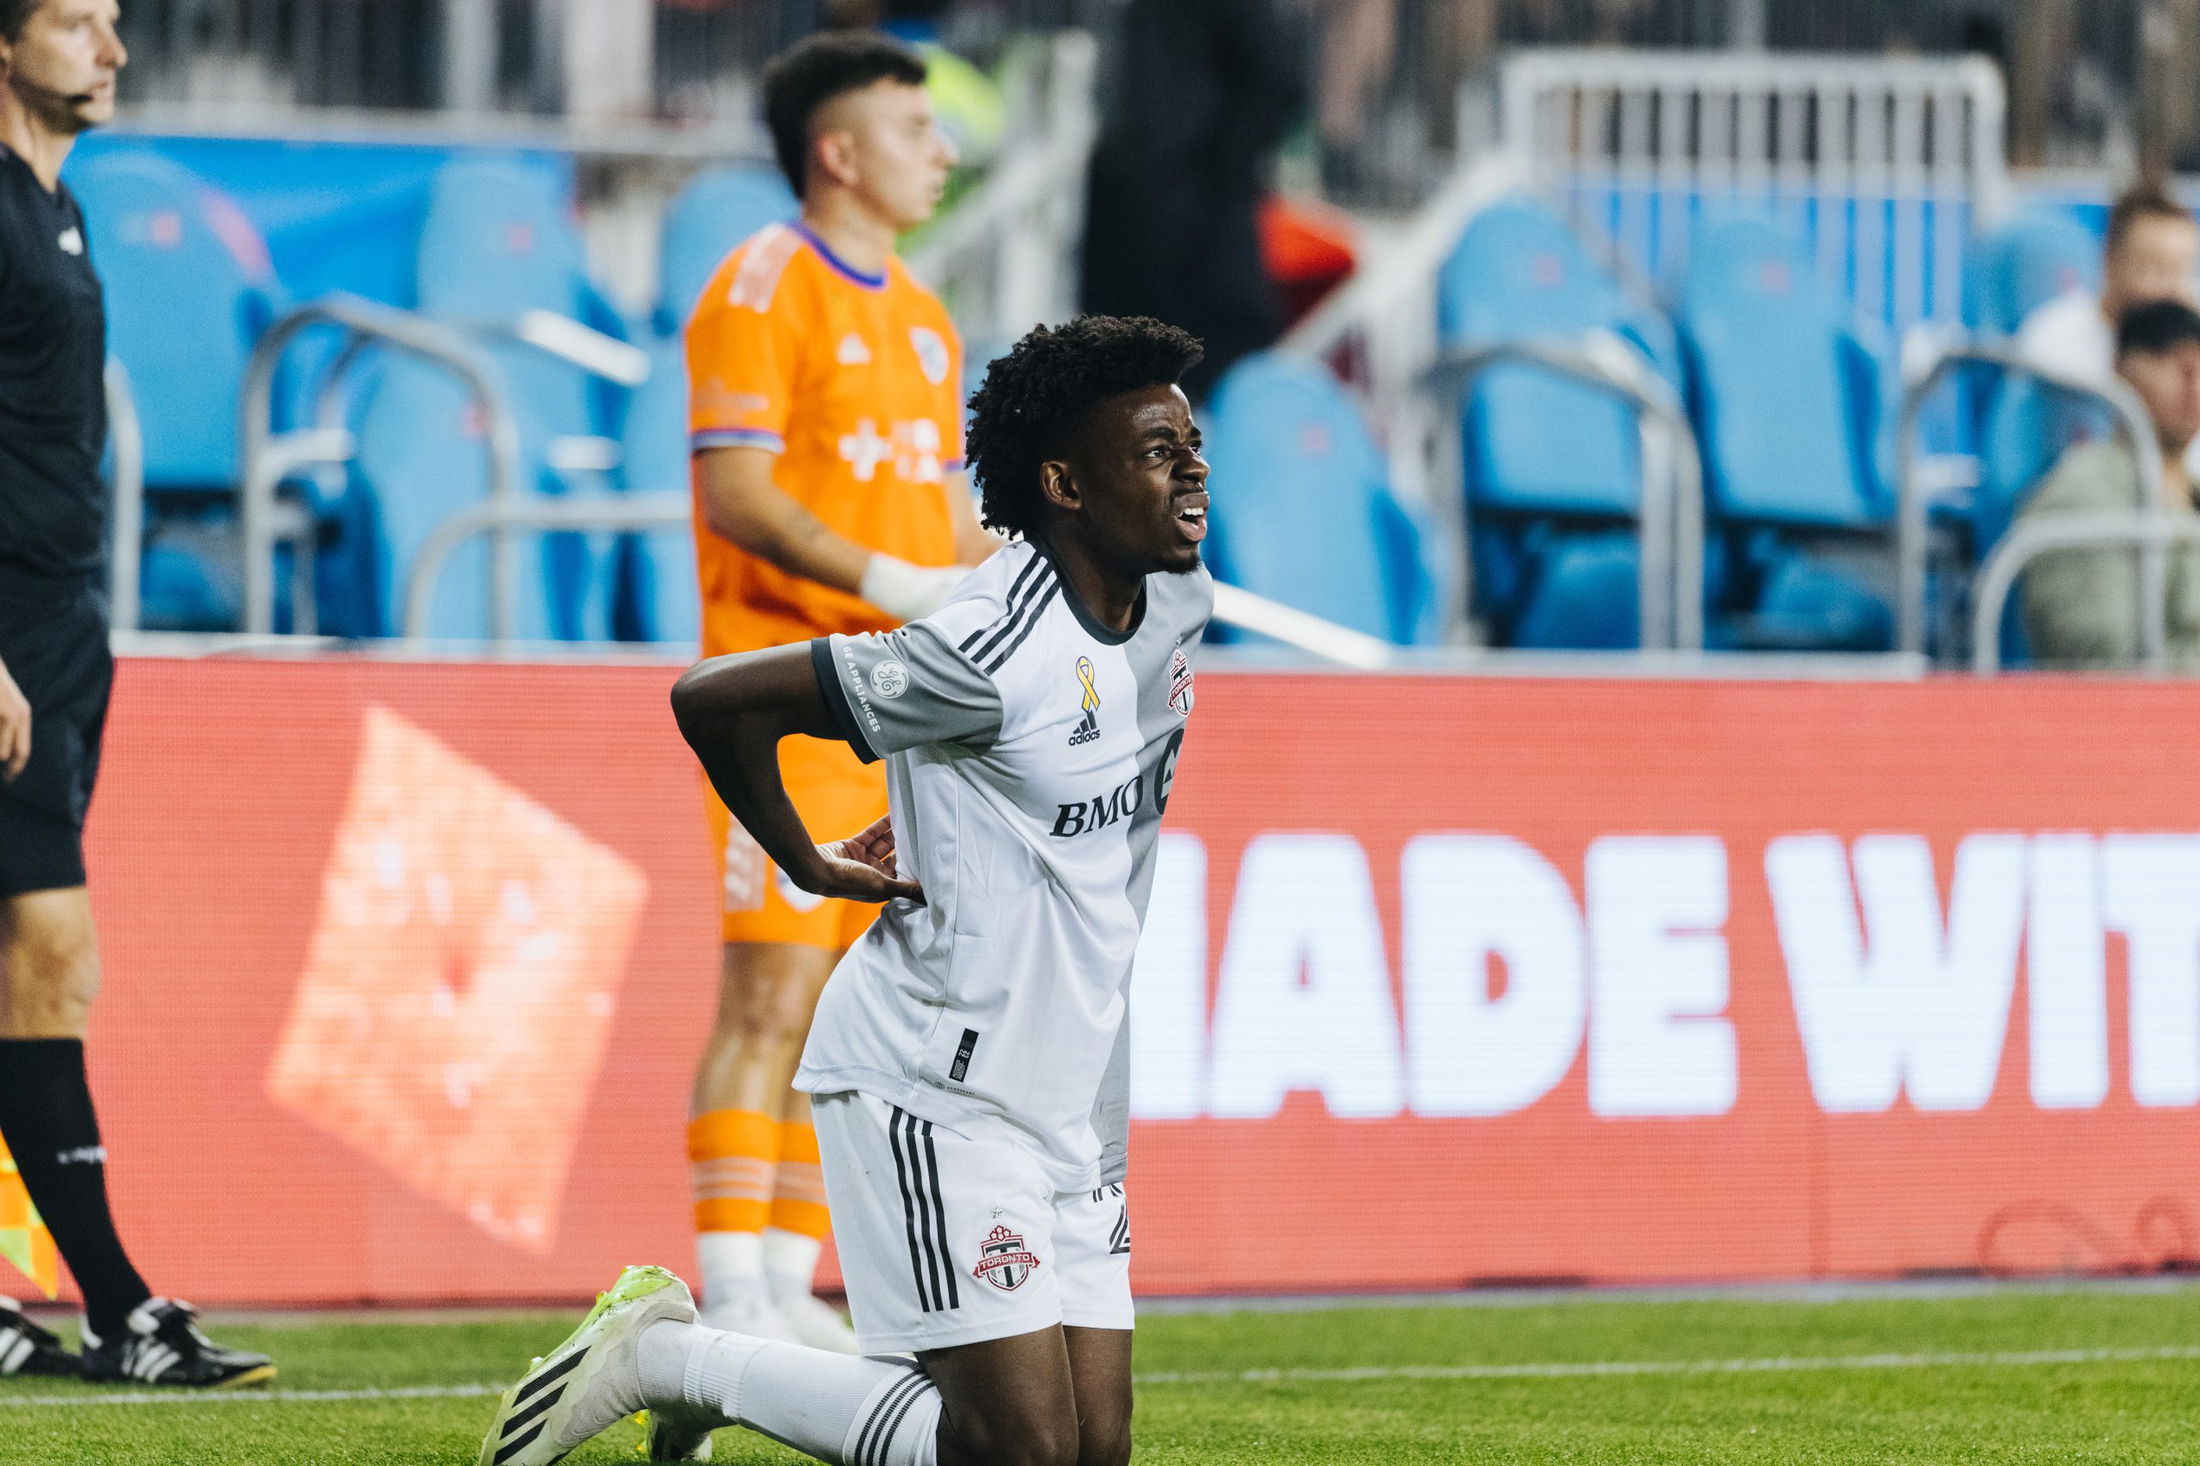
[704,733,887,951]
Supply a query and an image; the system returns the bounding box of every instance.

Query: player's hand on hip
[859,554,968,622]
[812,815,924,904]
[0,656,29,782]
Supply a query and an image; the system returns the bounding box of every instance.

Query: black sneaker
[79,1298,275,1389]
[0,1296,78,1378]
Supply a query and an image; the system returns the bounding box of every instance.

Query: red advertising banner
[47,658,2200,1305]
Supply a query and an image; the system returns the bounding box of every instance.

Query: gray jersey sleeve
[812,622,1006,762]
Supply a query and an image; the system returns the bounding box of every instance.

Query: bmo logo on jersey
[1050,772,1143,838]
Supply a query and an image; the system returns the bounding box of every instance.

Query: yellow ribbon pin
[1075,656,1100,714]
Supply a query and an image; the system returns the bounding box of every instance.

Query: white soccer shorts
[812,1089,1134,1355]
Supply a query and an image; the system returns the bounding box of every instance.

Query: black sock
[0,1039,151,1339]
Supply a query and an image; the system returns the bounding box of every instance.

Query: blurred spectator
[1315,0,1396,177]
[2017,183,2198,385]
[1080,0,1308,399]
[2020,299,2200,668]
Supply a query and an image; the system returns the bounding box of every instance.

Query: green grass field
[7,1284,2200,1464]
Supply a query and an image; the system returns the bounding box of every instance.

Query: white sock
[638,1321,939,1466]
[762,1228,825,1304]
[697,1231,771,1307]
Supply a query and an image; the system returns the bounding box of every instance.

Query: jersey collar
[1030,537,1145,646]
[0,143,62,201]
[793,221,889,292]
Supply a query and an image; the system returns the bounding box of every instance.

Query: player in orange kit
[680,30,995,1347]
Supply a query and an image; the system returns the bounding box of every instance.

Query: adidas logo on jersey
[837,332,871,365]
[1068,656,1101,746]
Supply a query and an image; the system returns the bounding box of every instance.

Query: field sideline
[6,1281,2200,1463]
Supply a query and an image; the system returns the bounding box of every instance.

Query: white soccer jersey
[797,538,1211,1193]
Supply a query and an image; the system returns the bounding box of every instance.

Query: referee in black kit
[0,0,269,1386]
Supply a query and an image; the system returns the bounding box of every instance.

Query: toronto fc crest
[972,1224,1041,1292]
[1168,642,1194,717]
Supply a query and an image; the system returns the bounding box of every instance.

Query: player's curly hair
[965,315,1204,539]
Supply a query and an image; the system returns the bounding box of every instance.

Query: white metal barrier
[1279,50,2019,661]
[239,293,525,639]
[1420,338,1704,651]
[239,291,651,639]
[1973,512,2200,674]
[1895,343,2166,662]
[1498,49,2007,332]
[405,496,1402,670]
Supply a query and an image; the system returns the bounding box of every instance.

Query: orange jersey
[686,221,966,657]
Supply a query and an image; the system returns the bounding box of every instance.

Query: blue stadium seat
[1974,379,2067,550]
[1201,353,1438,646]
[72,151,281,488]
[654,167,797,335]
[1677,215,1895,649]
[356,155,628,640]
[1436,197,1680,647]
[350,356,567,642]
[1679,216,1890,530]
[71,150,286,630]
[612,166,794,644]
[1964,212,2101,337]
[1964,213,2112,560]
[617,335,700,643]
[414,155,593,327]
[1890,211,2101,501]
[1506,529,1640,650]
[1735,548,1894,652]
[1439,197,1679,517]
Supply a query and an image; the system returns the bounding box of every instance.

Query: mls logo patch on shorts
[972,1223,1041,1292]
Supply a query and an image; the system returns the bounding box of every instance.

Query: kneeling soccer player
[477,314,1211,1466]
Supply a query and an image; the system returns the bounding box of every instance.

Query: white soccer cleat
[698,1291,802,1344]
[775,1292,860,1354]
[477,1266,696,1466]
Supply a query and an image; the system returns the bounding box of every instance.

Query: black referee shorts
[0,592,113,898]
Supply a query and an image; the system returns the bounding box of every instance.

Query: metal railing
[1419,337,1705,652]
[404,493,1402,669]
[1972,513,2200,675]
[402,492,690,641]
[1208,583,1399,671]
[104,358,144,632]
[118,0,773,123]
[1498,50,2008,333]
[239,293,523,638]
[1895,344,2165,659]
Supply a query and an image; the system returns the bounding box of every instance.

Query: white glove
[859,555,969,622]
